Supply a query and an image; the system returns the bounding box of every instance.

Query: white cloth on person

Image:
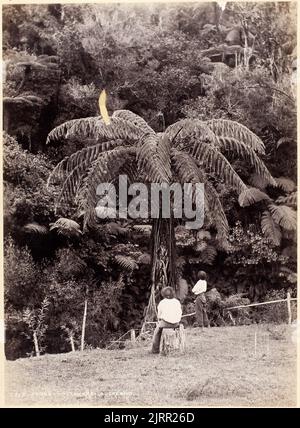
[157,298,182,324]
[192,279,207,295]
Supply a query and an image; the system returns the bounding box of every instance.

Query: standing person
[151,287,182,354]
[192,271,210,331]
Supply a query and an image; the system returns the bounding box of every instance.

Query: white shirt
[157,298,182,324]
[192,279,207,295]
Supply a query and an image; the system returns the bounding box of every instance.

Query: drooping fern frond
[268,204,297,230]
[112,110,155,135]
[46,118,97,144]
[261,211,282,246]
[24,223,48,235]
[137,133,171,183]
[172,150,229,243]
[82,147,137,228]
[48,140,126,185]
[165,119,219,147]
[186,142,247,195]
[238,187,270,207]
[216,137,277,187]
[114,255,139,271]
[276,192,297,207]
[50,218,82,237]
[275,177,296,193]
[249,173,270,190]
[46,117,144,145]
[205,119,265,154]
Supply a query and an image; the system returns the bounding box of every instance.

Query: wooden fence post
[130,329,136,343]
[287,291,292,325]
[33,331,40,357]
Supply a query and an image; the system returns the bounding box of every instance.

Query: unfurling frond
[24,223,48,235]
[275,177,296,193]
[114,255,138,271]
[276,192,297,207]
[268,204,297,231]
[216,137,276,187]
[50,218,82,237]
[46,117,144,145]
[205,119,265,154]
[261,211,282,246]
[112,110,155,135]
[238,187,270,207]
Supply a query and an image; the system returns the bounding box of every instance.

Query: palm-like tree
[47,109,276,320]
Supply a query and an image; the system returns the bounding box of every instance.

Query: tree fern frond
[249,173,270,190]
[275,177,296,193]
[198,245,218,265]
[137,252,152,265]
[165,119,219,147]
[276,192,297,207]
[238,187,270,207]
[115,255,138,271]
[48,140,126,185]
[46,117,98,144]
[50,218,82,237]
[205,119,265,154]
[46,117,144,145]
[186,143,247,195]
[137,133,171,183]
[24,223,48,235]
[112,110,155,135]
[268,204,297,230]
[216,137,276,187]
[82,147,136,228]
[261,211,282,246]
[172,149,229,241]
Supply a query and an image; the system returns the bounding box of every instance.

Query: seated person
[151,286,182,354]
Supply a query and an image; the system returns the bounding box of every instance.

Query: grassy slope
[5,325,297,407]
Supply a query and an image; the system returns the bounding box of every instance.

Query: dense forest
[3,2,297,360]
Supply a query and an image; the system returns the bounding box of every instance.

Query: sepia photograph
[1,0,298,409]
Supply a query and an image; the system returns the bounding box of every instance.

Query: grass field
[4,324,298,407]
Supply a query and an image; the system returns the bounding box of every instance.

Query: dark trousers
[195,294,209,327]
[151,320,179,353]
